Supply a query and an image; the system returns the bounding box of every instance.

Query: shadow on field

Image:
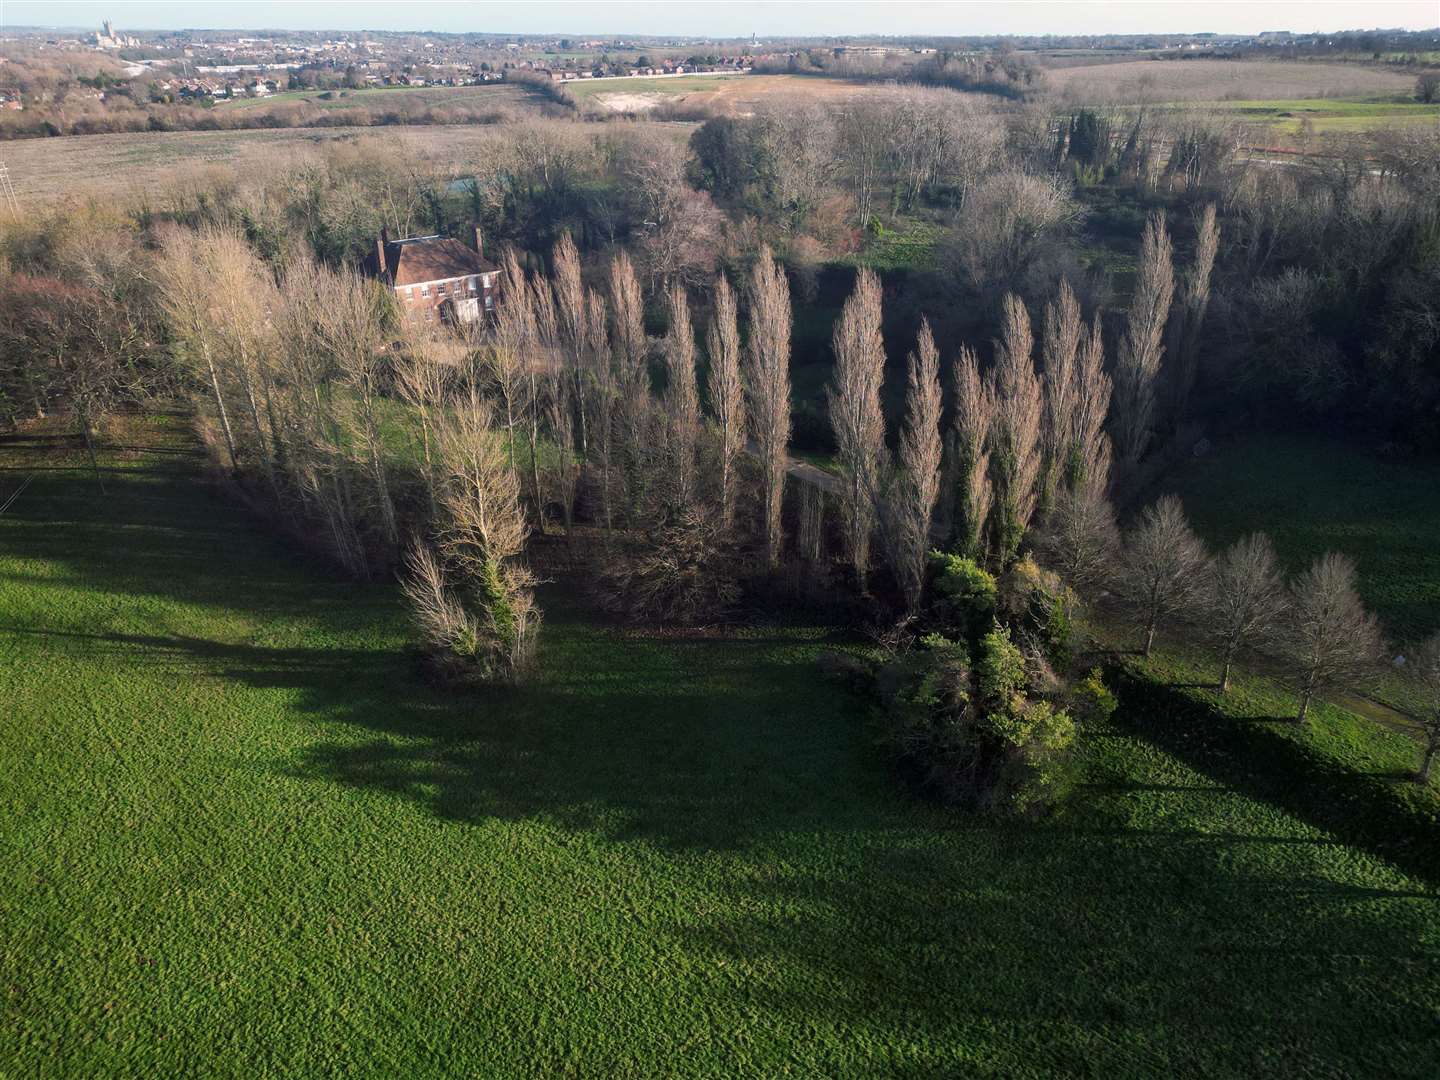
[1106,664,1440,889]
[8,455,1440,1072]
[7,452,1440,867]
[0,462,869,852]
[665,822,1440,1075]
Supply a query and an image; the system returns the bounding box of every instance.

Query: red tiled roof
[365,235,498,287]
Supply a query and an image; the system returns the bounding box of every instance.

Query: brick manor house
[363,226,501,325]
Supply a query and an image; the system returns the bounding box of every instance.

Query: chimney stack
[473,224,484,260]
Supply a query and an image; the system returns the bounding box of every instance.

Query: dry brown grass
[1046,59,1417,105]
[588,73,874,117]
[0,120,690,204]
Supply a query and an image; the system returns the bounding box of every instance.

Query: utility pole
[0,159,19,215]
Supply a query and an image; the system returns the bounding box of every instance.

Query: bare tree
[315,264,398,549]
[948,170,1084,293]
[987,293,1044,565]
[273,255,369,577]
[744,245,792,568]
[705,273,745,530]
[890,319,943,609]
[1205,532,1287,692]
[153,227,238,471]
[584,288,617,531]
[1036,481,1119,593]
[395,321,450,518]
[1410,633,1440,784]
[201,229,284,492]
[1280,552,1385,724]
[1168,204,1219,426]
[487,249,537,482]
[949,344,992,559]
[551,233,589,456]
[615,129,724,289]
[1113,212,1175,470]
[797,484,826,565]
[609,249,651,522]
[662,282,700,508]
[543,369,579,529]
[1067,318,1112,492]
[1119,494,1209,657]
[827,268,887,588]
[526,271,561,532]
[1041,280,1084,509]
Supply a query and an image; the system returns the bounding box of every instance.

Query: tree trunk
[206,352,239,472]
[241,376,277,493]
[1143,619,1157,658]
[527,373,545,537]
[1219,646,1235,693]
[1296,685,1314,724]
[573,371,588,458]
[720,425,733,530]
[1418,740,1437,785]
[78,406,103,490]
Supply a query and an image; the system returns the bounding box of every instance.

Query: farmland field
[1178,97,1440,137]
[1047,58,1422,104]
[0,122,633,204]
[572,71,873,113]
[563,72,745,100]
[3,417,1440,1076]
[216,82,533,111]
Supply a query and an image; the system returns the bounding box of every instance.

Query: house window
[485,294,494,310]
[438,281,448,296]
[467,277,478,293]
[420,284,430,297]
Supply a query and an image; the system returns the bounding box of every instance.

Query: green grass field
[1198,97,1440,136]
[3,417,1440,1075]
[1161,434,1440,642]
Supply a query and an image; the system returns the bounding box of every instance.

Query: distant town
[1,20,1435,112]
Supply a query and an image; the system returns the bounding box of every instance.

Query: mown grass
[1160,433,1440,642]
[3,416,1440,1076]
[1188,97,1440,136]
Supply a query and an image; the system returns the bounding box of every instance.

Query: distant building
[364,228,501,325]
[90,20,139,49]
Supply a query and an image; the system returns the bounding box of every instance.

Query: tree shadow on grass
[661,815,1440,1076]
[8,619,857,853]
[8,460,1440,1071]
[1106,664,1440,889]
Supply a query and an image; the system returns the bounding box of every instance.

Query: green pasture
[2,416,1438,1076]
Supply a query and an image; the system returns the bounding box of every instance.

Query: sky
[2,1,1436,38]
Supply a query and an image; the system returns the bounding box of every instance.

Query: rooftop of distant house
[363,232,499,287]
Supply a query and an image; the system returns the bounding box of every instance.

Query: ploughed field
[2,416,1438,1076]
